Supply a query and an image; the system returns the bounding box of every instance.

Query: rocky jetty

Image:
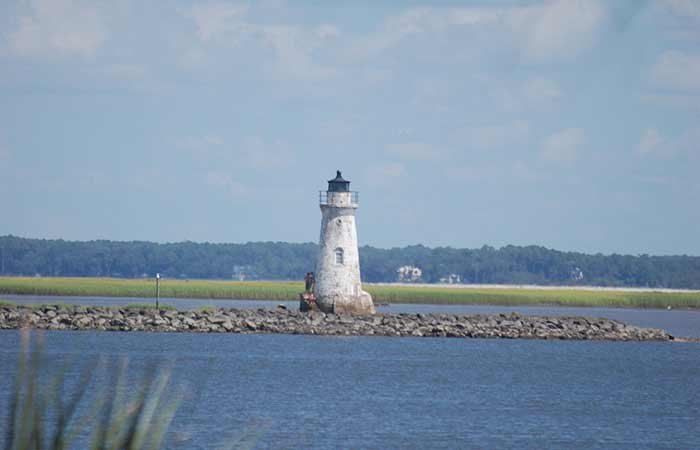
[0,304,674,341]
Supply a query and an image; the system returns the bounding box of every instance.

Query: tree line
[1,235,699,289]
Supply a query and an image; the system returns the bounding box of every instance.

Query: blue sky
[0,0,698,255]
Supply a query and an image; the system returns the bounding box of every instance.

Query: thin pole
[156,273,160,310]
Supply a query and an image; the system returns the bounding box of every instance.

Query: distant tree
[1,235,699,288]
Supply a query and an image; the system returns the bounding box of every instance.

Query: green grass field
[0,276,699,309]
[366,284,700,309]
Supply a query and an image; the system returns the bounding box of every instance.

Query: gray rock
[0,304,675,342]
[209,315,229,324]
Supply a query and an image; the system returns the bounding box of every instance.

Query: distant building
[397,265,422,282]
[232,265,251,281]
[439,273,462,284]
[571,267,584,281]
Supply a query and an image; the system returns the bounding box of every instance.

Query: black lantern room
[327,170,350,192]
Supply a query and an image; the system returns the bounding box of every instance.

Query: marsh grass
[366,285,700,309]
[0,276,698,309]
[0,277,300,300]
[4,332,265,450]
[4,332,181,450]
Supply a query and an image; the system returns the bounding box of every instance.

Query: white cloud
[180,4,337,80]
[360,68,393,86]
[638,126,700,158]
[238,136,292,169]
[350,0,606,63]
[316,24,341,40]
[454,120,531,151]
[350,8,452,59]
[99,64,148,80]
[188,3,249,43]
[259,25,338,80]
[655,0,700,42]
[511,0,606,61]
[680,127,700,158]
[176,135,225,156]
[523,78,562,106]
[446,8,503,27]
[386,142,440,160]
[175,2,604,89]
[0,146,9,167]
[540,128,584,166]
[445,165,487,183]
[9,0,106,58]
[638,128,666,156]
[205,171,250,198]
[635,175,674,187]
[651,50,700,91]
[662,0,700,20]
[446,161,542,184]
[177,135,292,169]
[0,132,9,168]
[640,92,700,110]
[365,163,405,186]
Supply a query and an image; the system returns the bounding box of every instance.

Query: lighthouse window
[334,248,344,265]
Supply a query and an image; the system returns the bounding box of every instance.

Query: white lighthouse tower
[314,171,375,315]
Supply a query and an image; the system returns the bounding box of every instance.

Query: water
[5,295,700,337]
[0,331,698,449]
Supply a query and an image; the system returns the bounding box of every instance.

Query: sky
[0,0,699,255]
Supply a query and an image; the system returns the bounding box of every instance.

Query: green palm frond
[4,332,260,450]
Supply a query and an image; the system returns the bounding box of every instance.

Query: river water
[0,330,698,449]
[2,296,699,449]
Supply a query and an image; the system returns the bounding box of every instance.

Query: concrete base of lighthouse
[316,290,375,315]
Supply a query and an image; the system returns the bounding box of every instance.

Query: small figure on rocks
[304,272,315,293]
[300,272,318,312]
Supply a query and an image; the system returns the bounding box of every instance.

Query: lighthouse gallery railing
[319,191,359,206]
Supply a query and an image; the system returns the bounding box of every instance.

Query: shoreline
[0,304,675,342]
[2,294,700,312]
[1,276,699,310]
[370,282,700,294]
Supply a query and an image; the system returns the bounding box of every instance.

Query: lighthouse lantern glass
[328,170,350,192]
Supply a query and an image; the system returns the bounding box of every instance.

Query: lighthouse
[314,171,375,315]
